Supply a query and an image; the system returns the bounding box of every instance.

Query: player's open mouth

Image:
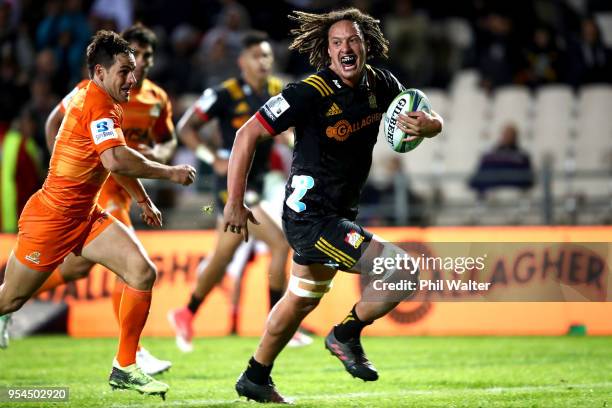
[340,55,357,69]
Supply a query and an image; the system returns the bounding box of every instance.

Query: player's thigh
[350,234,406,274]
[80,218,153,278]
[250,205,288,250]
[58,253,95,280]
[286,262,337,302]
[1,252,52,301]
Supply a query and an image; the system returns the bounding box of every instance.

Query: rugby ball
[383,89,432,153]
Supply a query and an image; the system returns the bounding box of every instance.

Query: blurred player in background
[0,30,196,398]
[224,9,443,402]
[33,24,177,376]
[168,31,311,352]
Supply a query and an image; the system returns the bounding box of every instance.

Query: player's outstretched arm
[110,173,162,227]
[45,104,64,153]
[101,145,196,185]
[223,115,270,242]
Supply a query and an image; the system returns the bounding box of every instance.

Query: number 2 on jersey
[286,175,314,213]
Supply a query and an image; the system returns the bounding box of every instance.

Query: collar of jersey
[324,67,371,91]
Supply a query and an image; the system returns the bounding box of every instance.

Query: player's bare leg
[81,219,168,398]
[34,254,94,296]
[0,252,52,348]
[168,217,243,351]
[236,263,335,403]
[250,205,313,347]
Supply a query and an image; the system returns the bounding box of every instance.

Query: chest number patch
[286,175,314,213]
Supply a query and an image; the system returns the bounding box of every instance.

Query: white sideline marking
[108,382,612,407]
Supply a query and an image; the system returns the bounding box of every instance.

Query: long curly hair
[288,8,389,70]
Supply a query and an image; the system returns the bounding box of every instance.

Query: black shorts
[282,216,373,271]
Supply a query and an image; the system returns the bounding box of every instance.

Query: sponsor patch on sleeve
[195,88,217,114]
[263,94,290,120]
[90,118,118,144]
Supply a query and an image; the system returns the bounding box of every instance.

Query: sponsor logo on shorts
[91,118,117,145]
[345,230,364,249]
[25,251,41,264]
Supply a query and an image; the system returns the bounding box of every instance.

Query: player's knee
[0,295,28,314]
[127,258,157,290]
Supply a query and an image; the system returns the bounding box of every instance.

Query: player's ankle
[244,356,273,385]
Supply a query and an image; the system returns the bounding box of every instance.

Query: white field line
[107,381,612,407]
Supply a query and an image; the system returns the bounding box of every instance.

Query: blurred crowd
[0,0,611,230]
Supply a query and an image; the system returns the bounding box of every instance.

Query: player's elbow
[100,147,126,173]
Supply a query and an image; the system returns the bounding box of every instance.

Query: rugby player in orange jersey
[38,24,176,376]
[0,30,196,399]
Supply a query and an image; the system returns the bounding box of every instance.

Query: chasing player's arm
[45,104,64,152]
[177,105,219,165]
[110,173,163,227]
[144,133,177,164]
[100,144,195,185]
[223,115,270,241]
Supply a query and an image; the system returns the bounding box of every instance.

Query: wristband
[195,145,215,165]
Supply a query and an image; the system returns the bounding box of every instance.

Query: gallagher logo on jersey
[325,112,382,141]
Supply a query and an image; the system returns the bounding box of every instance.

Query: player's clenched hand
[170,164,196,185]
[400,111,440,138]
[137,197,163,227]
[223,200,260,242]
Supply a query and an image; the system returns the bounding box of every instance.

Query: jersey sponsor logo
[25,251,41,265]
[325,113,383,141]
[195,88,217,114]
[344,230,364,249]
[325,103,343,117]
[263,94,290,120]
[234,101,250,115]
[333,79,342,88]
[91,118,118,144]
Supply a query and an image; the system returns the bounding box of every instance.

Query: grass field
[1,335,611,407]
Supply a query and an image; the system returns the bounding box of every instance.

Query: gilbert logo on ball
[384,89,432,153]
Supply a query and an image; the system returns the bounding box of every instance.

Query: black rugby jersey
[256,65,404,222]
[194,76,283,193]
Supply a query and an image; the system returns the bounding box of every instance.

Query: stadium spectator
[223,9,442,402]
[0,30,196,398]
[565,16,612,87]
[35,24,177,376]
[35,0,92,86]
[168,31,311,353]
[469,123,534,197]
[517,25,563,88]
[0,106,44,233]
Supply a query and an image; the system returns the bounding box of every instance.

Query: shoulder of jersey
[221,77,243,100]
[266,75,283,96]
[301,72,335,97]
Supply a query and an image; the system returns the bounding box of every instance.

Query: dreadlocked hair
[288,8,389,71]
